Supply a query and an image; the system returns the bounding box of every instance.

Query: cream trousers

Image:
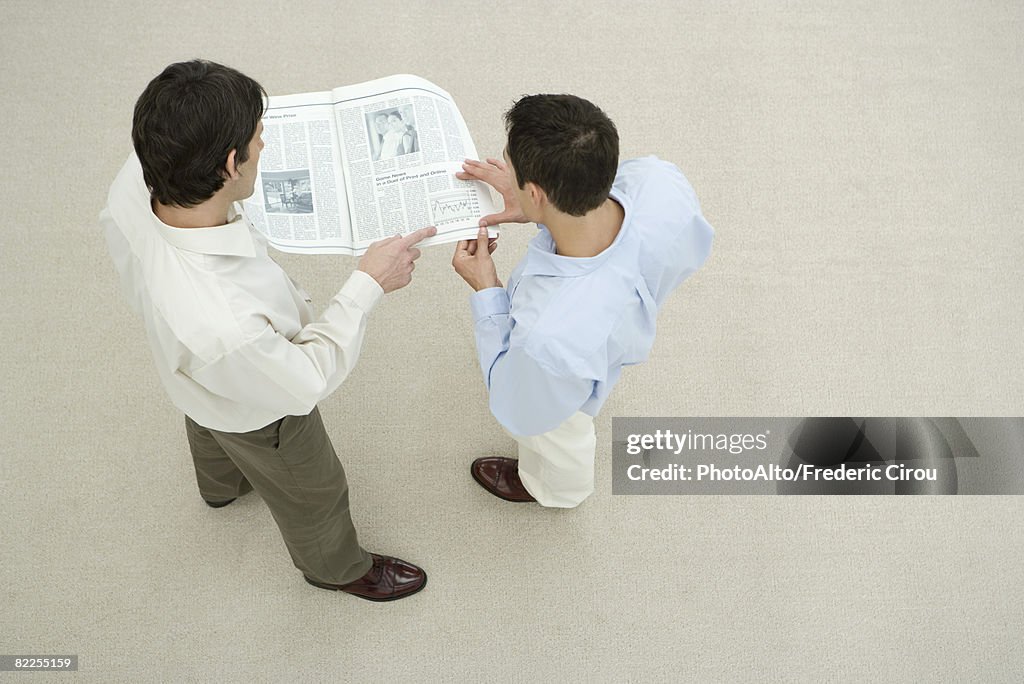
[505,411,597,508]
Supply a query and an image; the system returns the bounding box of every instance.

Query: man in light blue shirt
[452,94,714,508]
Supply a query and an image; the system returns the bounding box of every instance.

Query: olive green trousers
[184,406,372,585]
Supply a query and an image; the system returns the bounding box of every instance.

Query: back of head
[132,60,266,208]
[504,94,619,216]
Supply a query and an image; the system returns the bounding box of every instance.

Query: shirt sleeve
[100,207,145,317]
[470,287,595,437]
[189,269,383,416]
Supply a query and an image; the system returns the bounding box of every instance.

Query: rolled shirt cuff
[470,286,510,322]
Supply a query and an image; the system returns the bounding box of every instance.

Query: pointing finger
[401,225,438,247]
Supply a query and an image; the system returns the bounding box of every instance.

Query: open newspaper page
[332,74,498,254]
[243,91,355,254]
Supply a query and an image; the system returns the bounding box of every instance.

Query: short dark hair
[132,60,267,208]
[504,94,618,216]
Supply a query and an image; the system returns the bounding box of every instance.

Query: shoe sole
[304,572,428,602]
[469,462,536,503]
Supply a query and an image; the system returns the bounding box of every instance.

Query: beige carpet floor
[2,1,1022,681]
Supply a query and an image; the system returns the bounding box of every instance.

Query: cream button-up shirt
[100,153,383,432]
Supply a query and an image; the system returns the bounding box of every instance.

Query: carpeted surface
[1,1,1022,681]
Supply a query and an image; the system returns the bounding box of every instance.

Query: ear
[526,182,547,210]
[224,149,240,180]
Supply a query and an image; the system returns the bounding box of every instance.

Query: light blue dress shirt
[469,156,715,436]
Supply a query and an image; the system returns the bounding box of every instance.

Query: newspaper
[242,74,498,256]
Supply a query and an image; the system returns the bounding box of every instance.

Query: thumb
[475,226,489,258]
[478,211,512,228]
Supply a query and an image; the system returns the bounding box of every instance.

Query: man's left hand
[452,227,501,291]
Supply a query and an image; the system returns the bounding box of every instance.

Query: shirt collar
[108,152,257,258]
[153,203,257,258]
[519,189,631,278]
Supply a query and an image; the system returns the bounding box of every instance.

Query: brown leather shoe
[470,457,537,502]
[304,554,427,602]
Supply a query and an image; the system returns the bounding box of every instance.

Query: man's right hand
[456,157,528,227]
[357,226,437,293]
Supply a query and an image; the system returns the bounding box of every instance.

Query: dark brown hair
[132,60,267,207]
[504,94,619,216]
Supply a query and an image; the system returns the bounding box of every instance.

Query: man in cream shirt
[101,60,433,602]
